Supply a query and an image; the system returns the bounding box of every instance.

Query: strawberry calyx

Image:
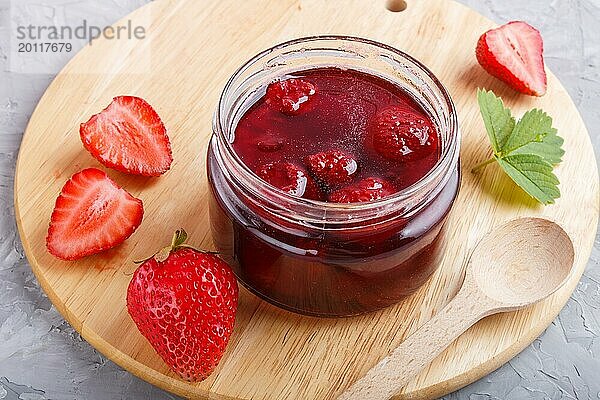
[135,229,217,264]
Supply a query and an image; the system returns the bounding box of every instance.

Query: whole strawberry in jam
[266,78,316,115]
[257,161,322,200]
[256,135,285,152]
[305,150,358,187]
[127,230,238,382]
[329,177,396,203]
[369,106,437,161]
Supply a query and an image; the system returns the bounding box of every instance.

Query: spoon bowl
[470,217,574,309]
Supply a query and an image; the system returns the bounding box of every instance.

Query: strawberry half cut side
[80,96,173,176]
[46,168,144,260]
[476,21,547,96]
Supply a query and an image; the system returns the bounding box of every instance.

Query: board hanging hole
[386,0,407,12]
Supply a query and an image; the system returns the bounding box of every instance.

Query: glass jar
[207,36,460,317]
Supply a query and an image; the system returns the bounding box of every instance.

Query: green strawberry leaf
[496,154,560,205]
[473,89,564,205]
[477,88,515,153]
[501,108,565,164]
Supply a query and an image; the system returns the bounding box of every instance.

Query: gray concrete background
[0,0,599,399]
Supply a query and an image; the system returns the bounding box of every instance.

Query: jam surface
[232,67,440,202]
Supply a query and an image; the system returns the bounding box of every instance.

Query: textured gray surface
[0,0,598,399]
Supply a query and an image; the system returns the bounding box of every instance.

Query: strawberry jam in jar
[207,36,460,316]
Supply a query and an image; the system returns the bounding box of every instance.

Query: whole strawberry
[127,230,238,382]
[304,150,358,186]
[329,177,396,203]
[256,161,323,200]
[266,78,316,115]
[369,106,437,162]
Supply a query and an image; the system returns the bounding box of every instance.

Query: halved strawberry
[80,96,173,176]
[476,21,547,96]
[46,168,144,260]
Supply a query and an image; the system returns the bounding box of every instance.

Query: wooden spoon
[339,217,574,400]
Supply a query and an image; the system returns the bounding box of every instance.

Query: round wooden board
[14,0,599,399]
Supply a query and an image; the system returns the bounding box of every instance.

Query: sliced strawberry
[266,78,316,115]
[304,150,358,186]
[476,21,547,96]
[329,177,396,203]
[46,168,144,260]
[256,161,322,200]
[369,106,437,161]
[80,96,173,176]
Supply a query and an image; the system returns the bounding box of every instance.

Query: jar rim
[214,35,460,215]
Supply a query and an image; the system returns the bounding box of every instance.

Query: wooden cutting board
[14,0,599,399]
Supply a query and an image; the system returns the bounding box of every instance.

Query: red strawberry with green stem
[80,96,173,176]
[476,21,547,96]
[46,168,144,260]
[127,229,238,382]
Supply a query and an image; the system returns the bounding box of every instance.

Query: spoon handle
[338,282,492,400]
